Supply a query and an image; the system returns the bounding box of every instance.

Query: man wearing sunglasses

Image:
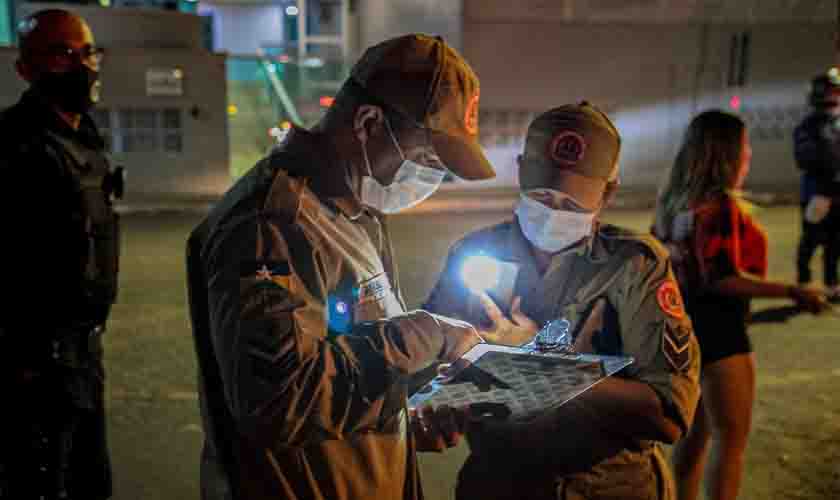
[0,9,119,500]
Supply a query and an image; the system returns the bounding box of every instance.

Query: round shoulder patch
[549,131,586,166]
[657,281,686,319]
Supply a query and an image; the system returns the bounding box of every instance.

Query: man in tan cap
[186,34,512,500]
[418,103,701,499]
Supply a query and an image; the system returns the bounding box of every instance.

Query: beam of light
[461,255,501,292]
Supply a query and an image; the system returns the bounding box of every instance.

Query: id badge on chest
[327,272,402,335]
[354,273,403,322]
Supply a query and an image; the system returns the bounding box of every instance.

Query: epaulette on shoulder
[598,223,667,261]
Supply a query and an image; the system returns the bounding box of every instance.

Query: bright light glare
[461,256,501,292]
[286,5,299,16]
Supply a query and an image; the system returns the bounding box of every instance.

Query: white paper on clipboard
[408,344,633,422]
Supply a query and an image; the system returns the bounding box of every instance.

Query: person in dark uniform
[793,69,840,302]
[415,103,701,500]
[0,9,121,500]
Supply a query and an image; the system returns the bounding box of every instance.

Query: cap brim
[430,131,496,181]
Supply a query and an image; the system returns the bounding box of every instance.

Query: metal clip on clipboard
[522,319,580,358]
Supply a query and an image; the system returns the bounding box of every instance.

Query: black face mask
[35,66,100,114]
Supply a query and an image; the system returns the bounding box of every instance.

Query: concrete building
[0,0,835,200]
[458,0,838,195]
[214,0,838,196]
[0,3,229,201]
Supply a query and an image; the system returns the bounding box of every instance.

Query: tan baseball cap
[350,34,495,180]
[523,102,621,181]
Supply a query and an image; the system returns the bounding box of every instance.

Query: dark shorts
[687,296,753,367]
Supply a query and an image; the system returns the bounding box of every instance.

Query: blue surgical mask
[515,189,596,252]
[360,119,446,214]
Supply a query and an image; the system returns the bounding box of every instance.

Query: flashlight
[461,255,502,292]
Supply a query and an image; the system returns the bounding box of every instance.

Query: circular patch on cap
[548,131,586,166]
[657,281,685,319]
[464,93,480,136]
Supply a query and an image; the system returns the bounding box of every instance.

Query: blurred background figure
[793,69,840,303]
[654,110,828,500]
[0,9,121,500]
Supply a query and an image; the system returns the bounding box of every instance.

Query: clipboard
[409,344,633,422]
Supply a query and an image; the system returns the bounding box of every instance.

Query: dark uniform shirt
[187,128,471,500]
[0,90,115,500]
[423,220,701,500]
[794,111,840,199]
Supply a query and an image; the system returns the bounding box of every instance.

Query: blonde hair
[654,110,746,239]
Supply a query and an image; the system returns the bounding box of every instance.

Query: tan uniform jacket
[423,220,701,500]
[186,128,464,500]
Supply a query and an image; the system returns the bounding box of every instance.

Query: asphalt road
[104,206,840,500]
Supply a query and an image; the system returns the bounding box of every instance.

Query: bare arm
[712,274,827,312]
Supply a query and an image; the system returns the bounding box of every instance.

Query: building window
[120,108,160,153]
[90,108,113,152]
[93,108,183,154]
[162,108,183,153]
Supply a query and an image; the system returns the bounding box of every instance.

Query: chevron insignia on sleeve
[663,324,692,372]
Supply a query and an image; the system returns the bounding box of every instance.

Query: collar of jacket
[18,88,105,151]
[276,126,367,220]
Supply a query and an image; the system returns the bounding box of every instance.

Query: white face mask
[360,119,446,214]
[514,189,596,253]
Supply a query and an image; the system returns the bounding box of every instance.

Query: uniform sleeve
[186,225,238,496]
[613,248,701,435]
[794,120,823,174]
[203,215,467,447]
[793,118,840,185]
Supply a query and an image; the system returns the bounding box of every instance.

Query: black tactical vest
[44,130,122,313]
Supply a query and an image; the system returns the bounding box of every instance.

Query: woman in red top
[653,110,828,500]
